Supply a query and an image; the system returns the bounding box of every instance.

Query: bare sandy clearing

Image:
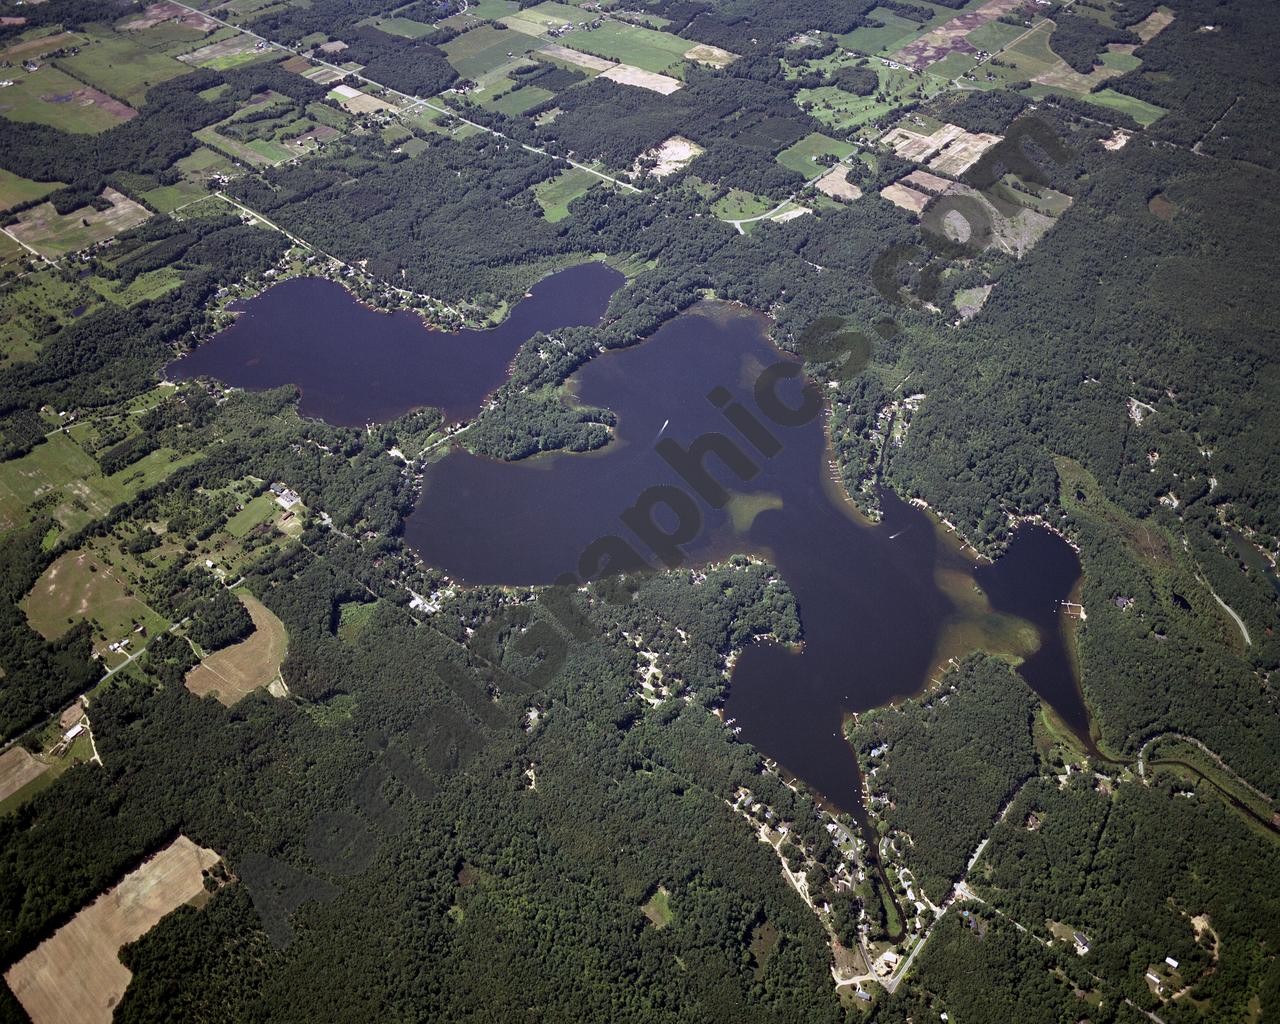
[684,43,736,67]
[6,837,221,1024]
[635,135,703,178]
[539,43,615,72]
[598,64,683,94]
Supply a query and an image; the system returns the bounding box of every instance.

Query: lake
[166,262,625,427]
[406,300,1087,813]
[169,268,1087,814]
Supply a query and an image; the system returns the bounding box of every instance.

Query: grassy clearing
[0,168,63,213]
[224,493,276,538]
[58,28,191,106]
[641,886,673,929]
[1087,87,1166,126]
[533,166,601,221]
[0,270,94,367]
[369,16,438,38]
[775,131,857,178]
[711,187,774,220]
[88,267,183,306]
[0,64,132,133]
[0,430,197,539]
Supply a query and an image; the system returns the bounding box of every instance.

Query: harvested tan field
[882,122,966,162]
[539,43,615,72]
[1134,8,1174,42]
[5,836,220,1024]
[773,207,812,222]
[683,43,736,67]
[0,747,47,803]
[881,182,931,214]
[8,187,150,258]
[927,130,1002,175]
[598,64,683,94]
[903,169,953,194]
[330,83,396,113]
[815,165,862,201]
[185,593,287,706]
[178,36,264,65]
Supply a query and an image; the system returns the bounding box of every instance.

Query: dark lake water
[166,262,625,427]
[406,301,1087,813]
[169,267,1086,814]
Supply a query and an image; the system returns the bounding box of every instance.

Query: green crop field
[838,9,924,55]
[443,24,542,79]
[225,493,277,538]
[490,84,554,116]
[58,29,191,106]
[555,20,692,75]
[965,20,1025,53]
[0,168,63,213]
[775,132,858,178]
[533,167,600,221]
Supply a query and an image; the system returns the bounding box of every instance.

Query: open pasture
[185,593,287,705]
[7,188,151,259]
[442,24,541,80]
[5,837,220,1024]
[23,545,168,658]
[555,20,691,76]
[838,8,926,55]
[57,28,192,106]
[775,131,857,178]
[0,64,135,133]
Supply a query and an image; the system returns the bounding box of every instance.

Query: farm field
[0,271,94,367]
[0,429,197,538]
[0,64,135,133]
[0,169,62,213]
[88,267,184,306]
[5,836,221,1024]
[6,188,152,259]
[22,544,169,661]
[775,131,858,178]
[533,166,601,221]
[838,9,925,55]
[185,593,287,705]
[442,24,542,80]
[554,21,692,76]
[57,28,192,106]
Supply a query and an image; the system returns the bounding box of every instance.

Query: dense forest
[848,655,1038,903]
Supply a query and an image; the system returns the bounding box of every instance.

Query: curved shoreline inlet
[166,261,626,427]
